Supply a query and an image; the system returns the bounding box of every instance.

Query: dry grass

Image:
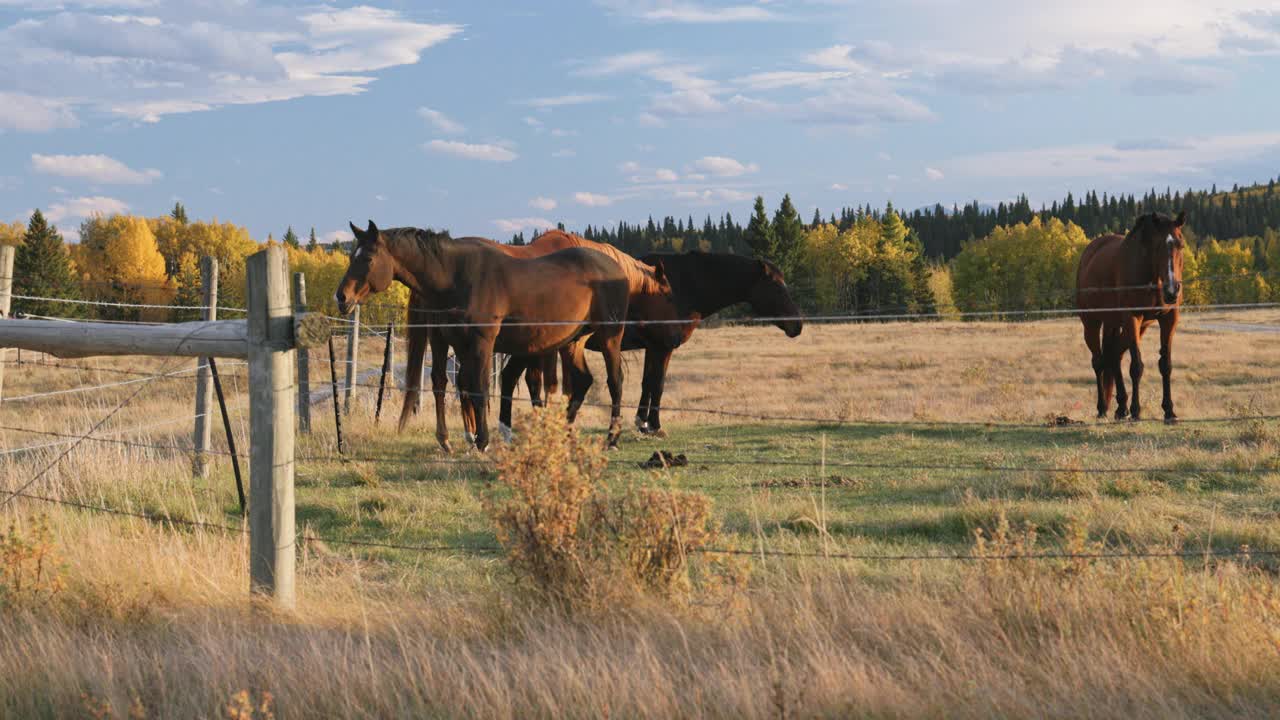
[2,310,1280,717]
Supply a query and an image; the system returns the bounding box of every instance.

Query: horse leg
[429,331,455,453]
[524,358,545,407]
[398,324,428,432]
[459,343,495,452]
[453,352,478,448]
[564,341,594,424]
[1159,314,1178,423]
[642,349,674,438]
[1105,328,1128,420]
[1125,316,1145,421]
[601,334,625,448]
[541,353,558,402]
[558,346,574,400]
[498,355,527,443]
[1082,319,1107,419]
[635,348,654,432]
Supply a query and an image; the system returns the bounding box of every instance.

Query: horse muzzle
[1164,281,1181,305]
[779,320,803,338]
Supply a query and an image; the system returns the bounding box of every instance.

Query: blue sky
[2,0,1280,243]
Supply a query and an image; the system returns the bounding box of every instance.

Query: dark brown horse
[335,221,670,450]
[397,230,678,447]
[627,252,802,435]
[521,250,804,436]
[1077,211,1186,422]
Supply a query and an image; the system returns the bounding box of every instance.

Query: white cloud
[805,45,870,73]
[830,183,848,191]
[674,188,754,204]
[653,168,679,182]
[0,93,78,132]
[734,70,855,91]
[323,229,353,245]
[521,93,611,108]
[637,112,667,127]
[925,167,945,181]
[552,149,577,158]
[942,131,1280,181]
[0,7,461,127]
[31,153,162,185]
[523,115,544,128]
[494,217,554,233]
[550,128,578,137]
[45,195,128,224]
[573,191,615,207]
[694,156,759,177]
[618,161,641,173]
[424,140,518,162]
[417,107,464,134]
[576,50,668,76]
[529,196,557,211]
[598,1,776,23]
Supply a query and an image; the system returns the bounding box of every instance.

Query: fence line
[4,484,1276,565]
[9,293,247,314]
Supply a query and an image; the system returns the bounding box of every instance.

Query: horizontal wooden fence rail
[0,245,330,610]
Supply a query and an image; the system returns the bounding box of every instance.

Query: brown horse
[522,251,804,436]
[1077,211,1186,422]
[335,221,670,450]
[398,229,677,447]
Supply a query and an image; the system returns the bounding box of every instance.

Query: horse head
[335,220,396,315]
[1130,211,1186,305]
[750,260,803,337]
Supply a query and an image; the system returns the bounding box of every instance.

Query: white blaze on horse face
[1166,234,1176,295]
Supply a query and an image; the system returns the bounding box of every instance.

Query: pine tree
[811,207,823,228]
[171,202,188,224]
[772,194,804,275]
[282,226,300,248]
[12,209,82,318]
[746,196,777,263]
[307,227,319,252]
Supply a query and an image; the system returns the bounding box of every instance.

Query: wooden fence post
[293,272,311,434]
[0,244,14,405]
[343,304,359,415]
[192,256,217,478]
[245,246,296,609]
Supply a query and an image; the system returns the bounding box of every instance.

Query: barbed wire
[4,483,1275,564]
[1,365,210,403]
[9,293,246,314]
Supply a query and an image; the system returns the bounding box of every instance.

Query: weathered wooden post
[0,244,14,404]
[192,257,217,478]
[293,272,311,434]
[374,320,393,423]
[245,245,297,609]
[343,304,359,415]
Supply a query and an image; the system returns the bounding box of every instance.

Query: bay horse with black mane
[1077,211,1186,423]
[335,221,671,451]
[392,228,677,449]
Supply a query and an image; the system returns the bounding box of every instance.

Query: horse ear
[349,221,363,240]
[366,220,379,238]
[651,259,669,287]
[1174,211,1186,228]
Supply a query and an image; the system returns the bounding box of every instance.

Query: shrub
[485,401,728,610]
[0,515,64,610]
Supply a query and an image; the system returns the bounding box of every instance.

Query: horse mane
[1127,212,1175,239]
[376,226,452,256]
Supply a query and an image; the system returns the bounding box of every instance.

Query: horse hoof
[498,423,515,444]
[1114,410,1128,421]
[1164,415,1179,425]
[438,440,453,454]
[463,431,476,447]
[635,418,649,432]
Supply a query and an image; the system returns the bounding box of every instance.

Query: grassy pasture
[2,310,1280,718]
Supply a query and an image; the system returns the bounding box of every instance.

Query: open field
[3,309,1280,718]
